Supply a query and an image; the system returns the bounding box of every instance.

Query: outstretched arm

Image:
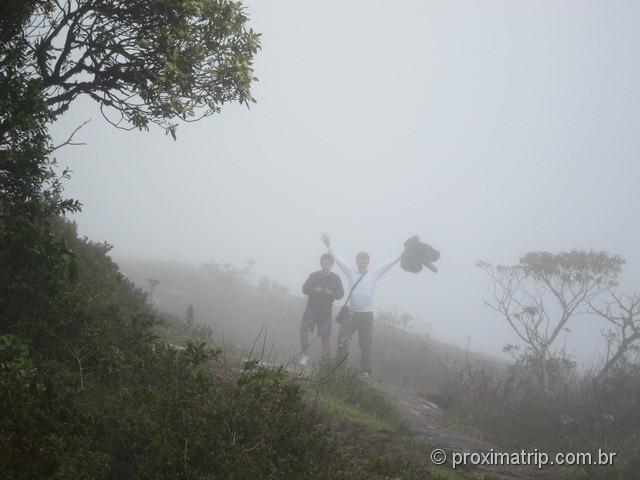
[374,252,403,279]
[321,233,351,275]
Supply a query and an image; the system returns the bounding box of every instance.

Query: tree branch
[50,118,91,151]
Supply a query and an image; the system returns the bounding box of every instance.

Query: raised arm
[373,252,403,279]
[321,233,351,276]
[329,247,351,275]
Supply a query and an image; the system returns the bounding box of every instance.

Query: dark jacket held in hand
[401,235,440,273]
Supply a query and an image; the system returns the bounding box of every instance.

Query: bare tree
[590,290,640,379]
[478,250,624,393]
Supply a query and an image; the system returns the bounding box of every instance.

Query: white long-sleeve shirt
[329,246,402,313]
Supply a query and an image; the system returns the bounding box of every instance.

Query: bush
[0,218,364,479]
[0,335,109,480]
[438,359,640,480]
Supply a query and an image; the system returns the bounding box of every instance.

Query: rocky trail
[376,382,559,480]
[263,359,565,479]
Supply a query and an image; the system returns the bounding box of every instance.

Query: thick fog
[50,1,640,365]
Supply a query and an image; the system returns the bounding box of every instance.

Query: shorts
[301,309,332,337]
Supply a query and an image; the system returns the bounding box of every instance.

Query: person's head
[320,253,334,273]
[355,252,370,273]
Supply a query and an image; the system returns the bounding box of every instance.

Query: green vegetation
[1,0,260,135]
[119,257,502,391]
[309,364,403,429]
[4,2,423,478]
[0,218,430,478]
[429,251,640,479]
[4,3,637,480]
[436,361,640,479]
[305,364,427,479]
[122,254,640,479]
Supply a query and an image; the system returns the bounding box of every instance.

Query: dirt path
[257,360,562,478]
[376,382,556,480]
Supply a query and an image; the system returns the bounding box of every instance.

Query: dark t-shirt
[302,271,344,317]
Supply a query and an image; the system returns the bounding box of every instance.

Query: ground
[377,381,580,480]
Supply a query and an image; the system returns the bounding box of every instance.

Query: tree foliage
[478,250,624,392]
[1,2,274,478]
[12,0,260,137]
[1,0,261,334]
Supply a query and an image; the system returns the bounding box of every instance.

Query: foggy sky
[50,0,640,364]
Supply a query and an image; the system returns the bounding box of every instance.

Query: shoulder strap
[343,272,367,307]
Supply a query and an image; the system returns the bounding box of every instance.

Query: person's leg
[300,328,310,352]
[335,319,357,365]
[357,312,374,374]
[320,335,331,359]
[316,316,332,360]
[300,310,316,365]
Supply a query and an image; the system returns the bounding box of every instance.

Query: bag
[334,305,351,325]
[334,272,367,324]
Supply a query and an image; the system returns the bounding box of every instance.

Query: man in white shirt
[321,233,402,375]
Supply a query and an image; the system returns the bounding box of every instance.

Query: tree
[478,251,624,393]
[10,0,261,138]
[0,21,81,328]
[591,290,640,379]
[0,4,264,477]
[0,1,42,44]
[1,0,260,328]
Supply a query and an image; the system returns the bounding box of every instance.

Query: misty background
[49,0,640,365]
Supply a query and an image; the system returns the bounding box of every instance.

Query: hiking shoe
[299,354,311,367]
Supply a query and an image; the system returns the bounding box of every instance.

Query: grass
[157,317,491,479]
[312,394,399,432]
[303,363,492,480]
[306,363,404,425]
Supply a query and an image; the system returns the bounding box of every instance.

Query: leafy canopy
[14,0,261,137]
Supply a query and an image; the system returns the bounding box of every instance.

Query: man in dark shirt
[300,253,344,365]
